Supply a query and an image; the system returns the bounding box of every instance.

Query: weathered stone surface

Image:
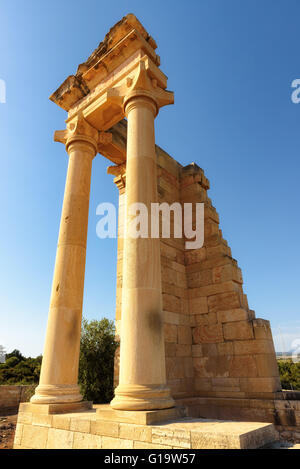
[119,423,152,442]
[193,356,232,378]
[229,355,258,378]
[47,428,74,449]
[208,291,243,313]
[223,321,254,340]
[73,432,102,449]
[22,424,49,449]
[178,325,192,344]
[193,324,223,344]
[217,308,249,323]
[164,323,178,343]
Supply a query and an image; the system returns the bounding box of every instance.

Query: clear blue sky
[0,0,299,356]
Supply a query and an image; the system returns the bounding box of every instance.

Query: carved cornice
[50,14,160,112]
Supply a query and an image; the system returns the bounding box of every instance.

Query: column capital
[107,163,126,191]
[54,116,100,156]
[123,60,174,117]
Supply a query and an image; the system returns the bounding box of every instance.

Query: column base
[30,384,83,405]
[96,404,186,425]
[19,401,92,415]
[110,384,175,411]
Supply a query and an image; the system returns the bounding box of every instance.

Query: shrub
[0,351,42,385]
[277,360,300,390]
[78,318,119,403]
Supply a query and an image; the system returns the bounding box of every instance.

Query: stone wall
[0,385,36,414]
[114,146,281,401]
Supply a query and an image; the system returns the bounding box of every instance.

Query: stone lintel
[95,404,187,425]
[19,401,92,415]
[98,120,127,164]
[50,14,161,113]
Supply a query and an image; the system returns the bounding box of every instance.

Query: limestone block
[189,281,239,299]
[189,296,208,315]
[239,377,282,393]
[178,325,192,344]
[14,423,23,446]
[179,300,188,316]
[212,378,239,388]
[254,354,280,378]
[32,414,53,427]
[253,319,273,340]
[192,344,203,357]
[206,244,231,258]
[46,428,74,449]
[183,357,194,378]
[119,423,152,442]
[195,312,217,326]
[166,357,185,379]
[217,342,234,355]
[176,344,192,357]
[73,432,102,449]
[163,293,181,313]
[133,440,173,449]
[187,255,233,273]
[165,343,176,357]
[171,261,186,273]
[212,264,243,285]
[217,308,249,323]
[162,265,178,286]
[229,355,258,378]
[17,412,33,424]
[152,426,191,448]
[194,378,213,392]
[164,323,177,343]
[179,312,191,325]
[191,422,278,449]
[187,269,213,288]
[234,339,275,355]
[193,324,223,344]
[52,415,71,430]
[202,343,218,356]
[163,310,180,325]
[204,220,220,238]
[185,249,207,265]
[102,436,134,449]
[22,424,49,449]
[90,419,119,437]
[223,321,254,340]
[193,356,232,378]
[208,291,243,313]
[70,417,91,433]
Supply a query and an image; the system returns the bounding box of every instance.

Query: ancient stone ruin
[14,14,300,449]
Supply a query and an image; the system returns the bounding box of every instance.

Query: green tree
[78,318,119,403]
[0,352,41,385]
[277,360,300,390]
[5,349,25,361]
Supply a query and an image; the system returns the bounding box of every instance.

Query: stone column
[31,118,98,404]
[110,89,174,411]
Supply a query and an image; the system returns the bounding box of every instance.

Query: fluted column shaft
[110,94,174,410]
[31,134,97,404]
